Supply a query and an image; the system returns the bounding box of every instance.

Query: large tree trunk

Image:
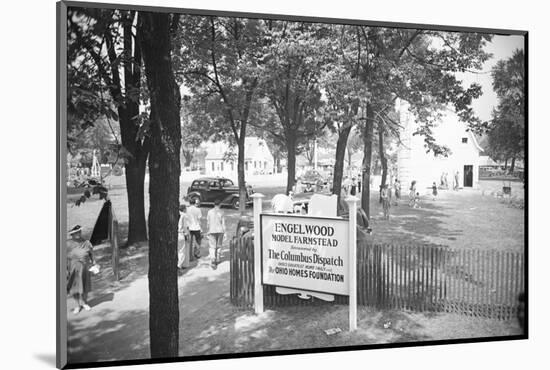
[236,78,257,214]
[306,142,314,166]
[182,150,194,167]
[140,12,181,359]
[123,149,148,245]
[274,153,281,173]
[286,135,297,194]
[378,124,388,203]
[237,138,247,214]
[332,124,353,198]
[360,104,375,218]
[510,156,516,173]
[108,11,149,246]
[119,103,149,246]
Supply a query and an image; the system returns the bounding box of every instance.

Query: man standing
[207,199,226,269]
[350,177,357,196]
[454,171,460,191]
[187,198,203,258]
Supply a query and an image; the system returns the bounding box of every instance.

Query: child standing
[207,199,226,269]
[414,192,420,208]
[432,181,438,201]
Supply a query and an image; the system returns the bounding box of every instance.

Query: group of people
[177,197,226,271]
[379,176,444,218]
[408,179,441,209]
[440,171,461,191]
[380,178,402,220]
[66,197,228,315]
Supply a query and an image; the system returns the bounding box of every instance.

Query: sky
[457,34,525,122]
[178,31,525,124]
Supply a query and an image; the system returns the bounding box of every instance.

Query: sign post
[251,193,265,314]
[346,196,359,331]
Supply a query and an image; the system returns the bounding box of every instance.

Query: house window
[462,137,468,143]
[245,162,249,171]
[254,161,257,169]
[220,162,224,171]
[211,162,215,171]
[230,161,234,171]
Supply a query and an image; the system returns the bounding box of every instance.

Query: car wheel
[232,197,240,210]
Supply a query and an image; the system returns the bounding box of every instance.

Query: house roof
[204,137,274,161]
[468,131,484,153]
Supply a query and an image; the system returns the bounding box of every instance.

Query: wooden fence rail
[230,236,524,320]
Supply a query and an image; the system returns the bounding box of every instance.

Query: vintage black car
[187,177,253,209]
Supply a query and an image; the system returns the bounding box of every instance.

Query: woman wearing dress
[67,225,95,314]
[409,180,417,207]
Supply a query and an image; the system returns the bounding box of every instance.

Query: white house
[396,100,484,192]
[204,137,274,180]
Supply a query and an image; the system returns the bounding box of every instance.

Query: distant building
[204,137,274,180]
[396,100,484,191]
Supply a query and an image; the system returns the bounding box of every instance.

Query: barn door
[463,165,473,187]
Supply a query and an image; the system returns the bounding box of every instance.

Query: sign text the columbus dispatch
[261,214,349,295]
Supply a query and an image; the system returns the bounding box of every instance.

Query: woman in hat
[67,225,95,314]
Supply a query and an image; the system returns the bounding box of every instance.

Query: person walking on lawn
[393,178,401,205]
[207,198,226,269]
[409,180,417,207]
[187,198,203,258]
[177,204,190,270]
[432,181,438,201]
[67,225,95,314]
[454,170,460,191]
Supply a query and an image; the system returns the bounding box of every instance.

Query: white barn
[204,137,274,180]
[397,100,484,192]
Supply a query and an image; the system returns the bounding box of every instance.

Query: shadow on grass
[88,292,114,308]
[67,308,150,364]
[369,199,463,247]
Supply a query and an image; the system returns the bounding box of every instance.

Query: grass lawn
[66,175,525,363]
[368,186,524,251]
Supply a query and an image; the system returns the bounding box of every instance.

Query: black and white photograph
[57,0,528,368]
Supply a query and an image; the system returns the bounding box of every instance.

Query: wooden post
[112,219,119,281]
[109,204,120,281]
[251,193,265,314]
[346,195,359,331]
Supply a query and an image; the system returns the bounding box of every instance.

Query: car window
[222,179,234,187]
[209,181,218,187]
[193,180,208,189]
